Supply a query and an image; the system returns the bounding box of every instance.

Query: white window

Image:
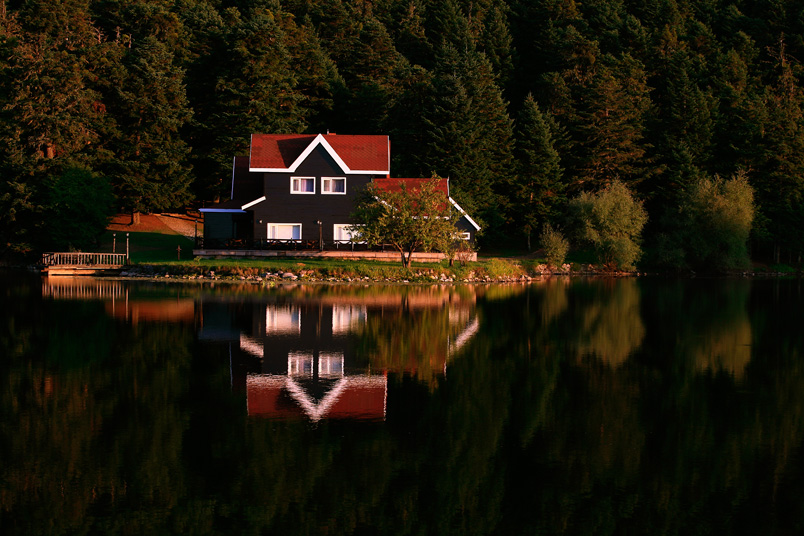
[457,232,471,240]
[332,305,367,335]
[318,352,345,377]
[322,177,346,194]
[288,352,314,376]
[291,176,315,194]
[333,224,363,243]
[265,306,301,335]
[267,223,301,240]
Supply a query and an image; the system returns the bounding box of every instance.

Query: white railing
[41,252,128,266]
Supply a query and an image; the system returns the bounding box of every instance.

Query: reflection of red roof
[104,300,195,324]
[373,177,449,197]
[250,134,390,173]
[247,374,387,421]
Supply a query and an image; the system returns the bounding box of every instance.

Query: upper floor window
[291,177,315,194]
[322,177,346,194]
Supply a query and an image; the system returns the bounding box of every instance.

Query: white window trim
[333,223,365,243]
[290,176,315,194]
[456,231,471,241]
[322,176,347,195]
[267,223,302,240]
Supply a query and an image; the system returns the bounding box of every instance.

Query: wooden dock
[41,252,128,276]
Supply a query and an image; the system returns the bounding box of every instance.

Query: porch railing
[194,238,379,251]
[41,252,128,266]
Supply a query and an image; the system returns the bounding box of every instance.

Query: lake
[1,273,803,535]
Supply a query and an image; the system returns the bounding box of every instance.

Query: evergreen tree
[0,1,113,255]
[108,36,193,216]
[478,4,515,90]
[198,6,307,199]
[573,54,652,192]
[750,41,804,261]
[512,93,565,249]
[418,47,514,233]
[648,51,717,205]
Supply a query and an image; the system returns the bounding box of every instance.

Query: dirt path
[107,213,202,238]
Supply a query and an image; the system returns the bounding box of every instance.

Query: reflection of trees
[538,278,645,367]
[571,278,645,367]
[3,278,804,534]
[642,279,752,378]
[353,286,479,387]
[0,289,194,535]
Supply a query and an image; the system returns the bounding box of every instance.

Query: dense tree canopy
[1,0,803,266]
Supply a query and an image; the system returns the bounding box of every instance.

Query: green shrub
[540,224,569,268]
[682,172,754,272]
[480,258,524,279]
[569,180,647,271]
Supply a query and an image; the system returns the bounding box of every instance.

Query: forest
[1,0,803,269]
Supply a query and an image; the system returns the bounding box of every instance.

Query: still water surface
[1,274,803,535]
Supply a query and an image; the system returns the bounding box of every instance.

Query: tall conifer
[513,93,565,249]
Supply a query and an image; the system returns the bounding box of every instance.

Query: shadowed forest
[1,0,803,267]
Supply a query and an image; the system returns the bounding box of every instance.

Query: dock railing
[41,252,128,267]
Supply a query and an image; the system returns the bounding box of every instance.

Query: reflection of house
[196,133,480,258]
[198,286,479,422]
[247,374,387,421]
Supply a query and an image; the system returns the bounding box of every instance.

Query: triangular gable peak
[250,133,390,175]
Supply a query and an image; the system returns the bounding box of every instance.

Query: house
[197,133,480,258]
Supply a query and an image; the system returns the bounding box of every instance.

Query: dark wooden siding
[250,145,382,241]
[456,217,478,244]
[205,213,236,240]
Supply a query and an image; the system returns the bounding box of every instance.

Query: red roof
[246,374,387,421]
[250,133,390,173]
[373,177,449,197]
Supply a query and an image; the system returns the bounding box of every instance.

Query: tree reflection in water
[1,275,803,534]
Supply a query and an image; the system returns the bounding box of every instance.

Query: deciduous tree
[570,180,647,270]
[350,177,463,268]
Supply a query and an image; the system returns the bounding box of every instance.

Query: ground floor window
[333,224,362,242]
[267,223,301,240]
[456,231,471,240]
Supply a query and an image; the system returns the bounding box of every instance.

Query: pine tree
[108,36,193,216]
[0,1,113,254]
[650,51,717,203]
[512,93,565,249]
[418,47,514,233]
[197,6,307,199]
[750,40,804,261]
[574,54,652,191]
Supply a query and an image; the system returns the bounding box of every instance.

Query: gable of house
[250,133,390,174]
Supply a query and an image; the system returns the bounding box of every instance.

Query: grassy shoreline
[119,256,585,284]
[18,228,801,282]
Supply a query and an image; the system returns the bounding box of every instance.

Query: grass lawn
[96,230,196,263]
[89,224,609,279]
